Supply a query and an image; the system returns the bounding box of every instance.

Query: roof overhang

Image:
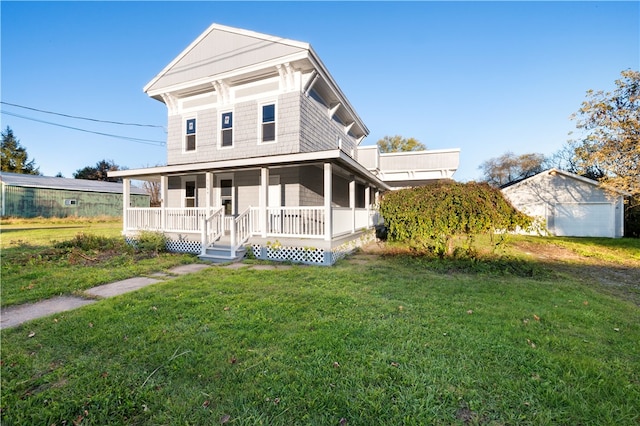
[143,23,369,141]
[108,150,390,191]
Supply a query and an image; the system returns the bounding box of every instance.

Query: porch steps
[198,236,246,264]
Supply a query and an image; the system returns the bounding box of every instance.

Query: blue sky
[1,1,638,182]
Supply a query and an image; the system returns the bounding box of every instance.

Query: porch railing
[126,206,375,243]
[230,207,253,257]
[250,207,326,238]
[201,207,224,255]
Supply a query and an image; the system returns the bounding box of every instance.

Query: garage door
[553,203,614,238]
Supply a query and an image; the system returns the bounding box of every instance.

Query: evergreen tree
[1,126,40,174]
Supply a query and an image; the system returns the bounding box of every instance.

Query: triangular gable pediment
[145,24,310,95]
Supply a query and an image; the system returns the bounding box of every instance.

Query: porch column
[122,178,130,233]
[365,185,371,228]
[260,167,269,238]
[349,176,356,234]
[205,172,213,212]
[160,175,168,230]
[324,163,332,241]
[375,189,381,226]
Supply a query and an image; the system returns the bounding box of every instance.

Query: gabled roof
[145,24,310,95]
[0,172,147,195]
[501,168,630,196]
[144,23,368,139]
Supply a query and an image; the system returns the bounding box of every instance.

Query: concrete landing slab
[168,264,211,275]
[1,296,95,329]
[85,277,162,298]
[250,264,293,271]
[222,263,250,269]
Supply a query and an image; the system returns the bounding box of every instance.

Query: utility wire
[0,101,166,131]
[1,110,166,146]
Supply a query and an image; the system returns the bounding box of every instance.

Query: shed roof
[0,172,148,195]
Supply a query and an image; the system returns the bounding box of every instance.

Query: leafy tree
[479,151,547,187]
[1,126,40,175]
[143,180,161,207]
[377,135,426,153]
[73,159,122,182]
[568,69,639,197]
[547,141,606,181]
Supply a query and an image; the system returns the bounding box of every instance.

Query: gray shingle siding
[166,91,358,166]
[299,93,357,156]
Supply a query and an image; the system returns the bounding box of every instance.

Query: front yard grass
[1,218,198,307]
[1,235,639,425]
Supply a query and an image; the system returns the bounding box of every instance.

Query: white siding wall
[503,172,625,238]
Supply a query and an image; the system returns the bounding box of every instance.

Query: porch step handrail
[231,207,253,258]
[201,207,224,255]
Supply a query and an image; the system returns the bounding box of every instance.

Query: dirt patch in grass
[513,240,640,305]
[358,239,640,305]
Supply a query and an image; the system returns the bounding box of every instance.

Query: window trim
[184,117,197,152]
[259,101,277,145]
[219,110,234,149]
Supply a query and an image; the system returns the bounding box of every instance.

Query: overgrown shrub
[134,231,168,255]
[379,182,532,257]
[54,233,126,252]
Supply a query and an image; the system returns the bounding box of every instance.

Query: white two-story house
[110,24,459,265]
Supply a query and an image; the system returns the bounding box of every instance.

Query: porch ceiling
[108,149,391,190]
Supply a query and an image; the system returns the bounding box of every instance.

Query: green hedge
[379,182,532,256]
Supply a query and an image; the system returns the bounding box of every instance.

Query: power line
[0,101,166,131]
[1,110,166,146]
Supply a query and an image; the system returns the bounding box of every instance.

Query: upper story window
[261,104,276,143]
[185,118,196,151]
[221,112,233,148]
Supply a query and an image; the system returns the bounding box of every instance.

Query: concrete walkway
[0,264,212,330]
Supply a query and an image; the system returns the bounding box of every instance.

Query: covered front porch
[114,152,388,265]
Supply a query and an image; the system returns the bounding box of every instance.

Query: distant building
[0,172,149,218]
[502,168,627,238]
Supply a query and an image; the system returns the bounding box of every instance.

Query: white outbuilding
[501,168,627,238]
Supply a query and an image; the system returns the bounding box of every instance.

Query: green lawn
[1,218,198,307]
[1,231,639,425]
[1,216,123,249]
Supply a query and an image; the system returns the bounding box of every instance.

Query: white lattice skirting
[127,230,376,265]
[125,237,202,254]
[252,230,376,266]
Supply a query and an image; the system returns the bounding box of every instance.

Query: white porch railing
[249,207,326,238]
[126,205,375,246]
[201,207,224,255]
[165,208,208,232]
[127,208,162,231]
[126,207,210,233]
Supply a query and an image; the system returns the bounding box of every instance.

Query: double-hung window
[221,112,233,147]
[185,118,196,151]
[261,104,276,143]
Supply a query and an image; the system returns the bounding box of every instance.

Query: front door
[216,173,235,219]
[185,180,196,207]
